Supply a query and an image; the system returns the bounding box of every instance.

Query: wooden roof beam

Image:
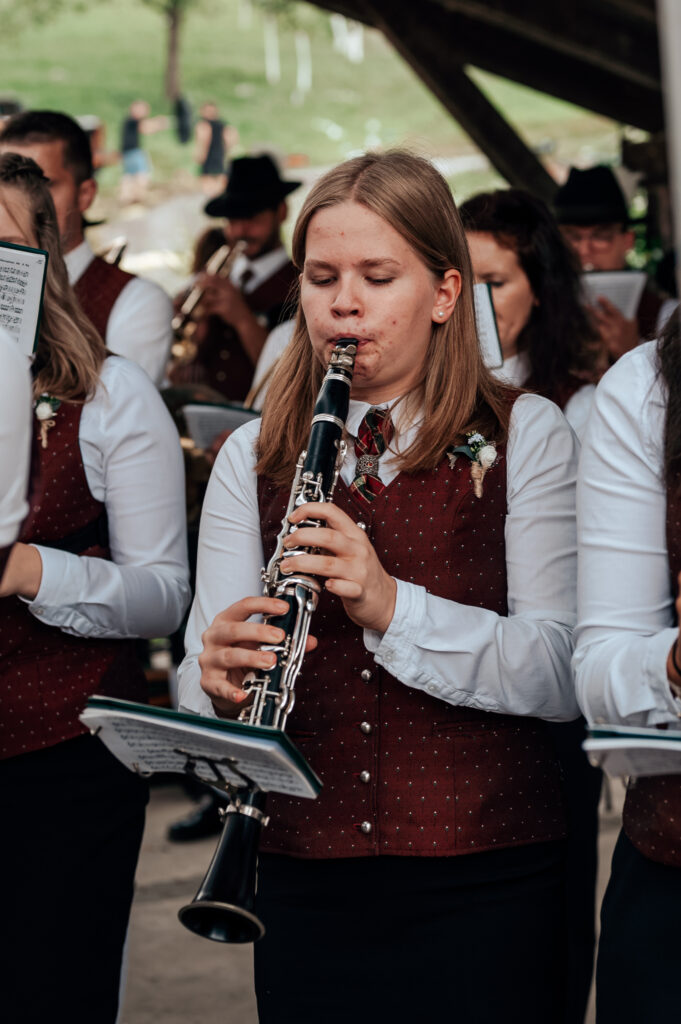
[364,0,558,202]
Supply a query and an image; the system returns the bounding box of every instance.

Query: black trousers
[254,841,567,1024]
[546,717,602,1024]
[1,734,148,1024]
[597,830,681,1023]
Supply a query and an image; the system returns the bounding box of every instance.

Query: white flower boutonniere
[446,431,498,498]
[35,394,61,449]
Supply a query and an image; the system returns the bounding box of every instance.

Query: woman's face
[300,200,460,405]
[466,231,537,359]
[0,189,33,247]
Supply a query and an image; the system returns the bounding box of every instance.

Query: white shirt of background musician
[25,355,190,640]
[492,350,595,442]
[0,329,31,547]
[228,244,290,295]
[249,318,295,410]
[178,392,579,723]
[65,240,173,388]
[574,340,681,729]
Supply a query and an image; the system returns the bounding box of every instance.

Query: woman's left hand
[0,542,43,600]
[282,502,397,634]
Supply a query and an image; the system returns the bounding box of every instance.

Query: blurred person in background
[554,165,676,361]
[194,100,236,196]
[119,98,167,205]
[0,110,174,386]
[461,187,599,440]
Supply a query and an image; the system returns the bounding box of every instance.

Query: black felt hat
[553,165,630,226]
[204,154,301,219]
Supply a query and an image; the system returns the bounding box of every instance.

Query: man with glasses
[554,165,675,361]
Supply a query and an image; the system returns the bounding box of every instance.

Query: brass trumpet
[171,239,247,366]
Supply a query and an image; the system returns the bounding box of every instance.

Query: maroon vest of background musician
[0,401,147,761]
[72,255,135,340]
[192,260,298,402]
[256,436,567,859]
[622,471,681,866]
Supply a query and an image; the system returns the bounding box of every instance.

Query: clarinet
[178,338,357,943]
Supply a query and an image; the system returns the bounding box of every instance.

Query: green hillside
[0,0,618,199]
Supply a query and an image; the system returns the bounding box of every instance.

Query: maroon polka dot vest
[72,256,134,340]
[256,438,567,859]
[622,470,681,866]
[0,401,147,760]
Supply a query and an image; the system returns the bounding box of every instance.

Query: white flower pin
[447,432,498,498]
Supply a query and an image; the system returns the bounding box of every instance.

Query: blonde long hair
[0,152,106,401]
[256,150,514,486]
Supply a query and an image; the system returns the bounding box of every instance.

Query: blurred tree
[140,0,195,102]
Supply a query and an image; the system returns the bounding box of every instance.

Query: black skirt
[254,840,567,1024]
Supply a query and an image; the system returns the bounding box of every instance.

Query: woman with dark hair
[460,187,600,439]
[575,314,681,1020]
[0,153,190,1023]
[179,150,580,1023]
[462,186,602,1024]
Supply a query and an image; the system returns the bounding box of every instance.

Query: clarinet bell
[178,790,266,943]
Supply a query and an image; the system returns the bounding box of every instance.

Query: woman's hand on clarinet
[283,503,397,634]
[199,596,317,717]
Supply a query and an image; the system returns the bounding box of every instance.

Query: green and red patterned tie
[349,408,394,507]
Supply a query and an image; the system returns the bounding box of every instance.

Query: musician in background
[0,110,174,386]
[179,151,580,1022]
[461,188,599,438]
[168,154,299,401]
[0,154,189,1023]
[574,313,681,1020]
[462,187,601,1024]
[0,328,32,577]
[554,165,676,360]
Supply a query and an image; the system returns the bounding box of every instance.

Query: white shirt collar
[64,238,95,286]
[229,244,290,294]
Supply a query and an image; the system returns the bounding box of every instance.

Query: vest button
[359,771,371,784]
[360,721,372,735]
[219,349,230,361]
[360,821,372,834]
[360,669,372,682]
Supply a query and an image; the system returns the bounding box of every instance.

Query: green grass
[0,0,619,199]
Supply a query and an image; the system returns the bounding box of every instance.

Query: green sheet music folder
[81,696,321,799]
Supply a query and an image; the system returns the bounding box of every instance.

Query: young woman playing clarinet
[574,313,681,1021]
[0,153,190,1024]
[179,150,580,1023]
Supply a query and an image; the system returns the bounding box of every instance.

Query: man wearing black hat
[554,165,674,361]
[169,153,299,401]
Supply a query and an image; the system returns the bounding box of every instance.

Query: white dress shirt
[249,318,295,409]
[574,341,681,728]
[492,350,595,441]
[178,392,579,723]
[27,356,190,639]
[65,240,173,387]
[0,330,31,547]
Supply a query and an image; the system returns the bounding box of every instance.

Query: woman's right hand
[198,596,317,717]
